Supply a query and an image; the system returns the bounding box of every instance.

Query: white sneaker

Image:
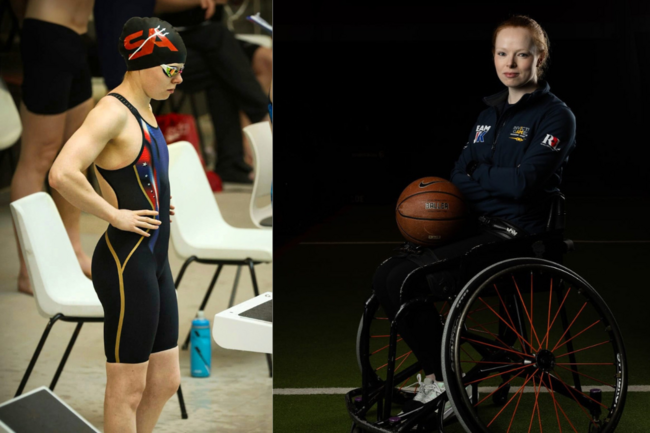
[413,374,446,404]
[411,374,474,421]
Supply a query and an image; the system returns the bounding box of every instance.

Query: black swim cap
[119,17,186,71]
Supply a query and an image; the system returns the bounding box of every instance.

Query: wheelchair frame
[347,196,628,433]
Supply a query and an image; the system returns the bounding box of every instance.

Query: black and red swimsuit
[91,93,178,363]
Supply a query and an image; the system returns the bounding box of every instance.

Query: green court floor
[274,197,650,432]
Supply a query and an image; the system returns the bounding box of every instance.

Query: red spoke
[535,375,543,433]
[463,360,522,365]
[466,314,516,354]
[553,320,601,352]
[371,338,403,355]
[439,301,449,316]
[489,369,538,428]
[550,384,579,433]
[375,350,412,371]
[371,335,391,338]
[540,373,564,433]
[474,367,527,408]
[556,362,613,366]
[530,273,535,356]
[462,337,534,360]
[395,350,413,372]
[551,302,588,352]
[512,275,542,349]
[538,287,572,351]
[468,328,498,335]
[554,370,609,410]
[553,370,607,420]
[555,340,611,360]
[546,278,554,350]
[507,375,528,433]
[398,370,422,391]
[528,375,542,433]
[555,364,615,388]
[398,376,411,391]
[479,295,537,355]
[466,364,531,386]
[468,305,491,315]
[375,317,389,320]
[461,346,476,362]
[494,286,530,354]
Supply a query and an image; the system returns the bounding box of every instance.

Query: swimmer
[50,17,186,433]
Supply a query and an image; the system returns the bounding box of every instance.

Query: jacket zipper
[492,121,507,154]
[492,106,513,155]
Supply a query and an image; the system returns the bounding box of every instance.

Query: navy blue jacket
[450,82,576,234]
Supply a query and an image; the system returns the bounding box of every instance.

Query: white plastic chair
[0,77,21,173]
[243,121,272,228]
[167,142,272,352]
[0,77,21,150]
[11,192,189,418]
[10,192,103,397]
[235,33,272,48]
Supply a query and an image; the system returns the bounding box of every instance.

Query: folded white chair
[243,121,272,229]
[11,192,189,418]
[167,142,272,352]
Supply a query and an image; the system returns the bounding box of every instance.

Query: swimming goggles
[161,64,184,78]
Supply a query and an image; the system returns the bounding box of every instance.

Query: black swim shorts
[20,18,92,115]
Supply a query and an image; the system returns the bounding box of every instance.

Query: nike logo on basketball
[419,181,441,188]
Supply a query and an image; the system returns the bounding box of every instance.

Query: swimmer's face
[493,27,541,90]
[140,62,184,100]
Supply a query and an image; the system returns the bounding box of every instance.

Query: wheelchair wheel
[441,257,627,433]
[356,295,451,399]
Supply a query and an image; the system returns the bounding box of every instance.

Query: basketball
[395,177,470,246]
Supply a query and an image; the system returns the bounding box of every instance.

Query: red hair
[492,15,550,79]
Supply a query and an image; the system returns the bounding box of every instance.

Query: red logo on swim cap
[124,28,178,60]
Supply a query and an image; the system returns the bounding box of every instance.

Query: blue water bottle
[190,310,211,377]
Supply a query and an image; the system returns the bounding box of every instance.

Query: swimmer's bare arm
[50,99,161,237]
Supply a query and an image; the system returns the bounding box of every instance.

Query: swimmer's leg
[104,360,148,433]
[136,262,180,432]
[136,347,181,433]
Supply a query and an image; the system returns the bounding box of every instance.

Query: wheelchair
[346,195,628,433]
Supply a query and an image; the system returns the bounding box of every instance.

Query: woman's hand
[170,196,175,223]
[111,209,160,237]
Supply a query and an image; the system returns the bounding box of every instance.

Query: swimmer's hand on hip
[111,209,160,237]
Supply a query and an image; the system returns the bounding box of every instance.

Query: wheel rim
[443,258,627,433]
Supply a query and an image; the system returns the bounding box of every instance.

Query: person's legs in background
[237,41,273,168]
[251,46,273,94]
[11,18,94,294]
[179,22,269,183]
[51,98,94,276]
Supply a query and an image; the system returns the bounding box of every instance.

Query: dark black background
[273,0,650,248]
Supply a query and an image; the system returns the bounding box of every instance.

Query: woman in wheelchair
[373,15,577,413]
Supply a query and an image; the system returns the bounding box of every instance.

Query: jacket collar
[483,80,550,107]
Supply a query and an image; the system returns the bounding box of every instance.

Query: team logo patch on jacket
[473,125,491,143]
[509,126,530,142]
[541,134,561,151]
